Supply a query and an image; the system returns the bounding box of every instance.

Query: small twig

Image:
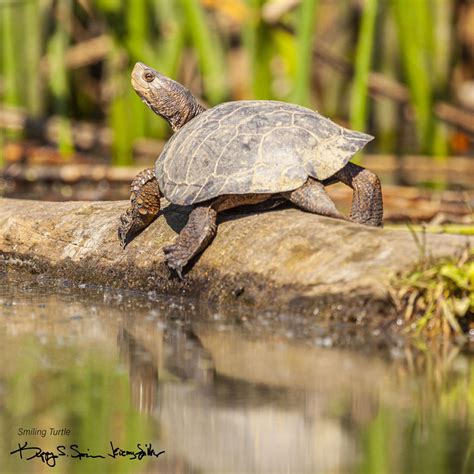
[407,224,427,263]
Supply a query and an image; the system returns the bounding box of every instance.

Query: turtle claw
[163,244,189,280]
[166,260,184,280]
[173,267,184,281]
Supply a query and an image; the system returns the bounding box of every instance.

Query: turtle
[118,62,383,278]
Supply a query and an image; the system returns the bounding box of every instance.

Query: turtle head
[131,62,205,132]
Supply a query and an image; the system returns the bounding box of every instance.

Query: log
[0,198,471,321]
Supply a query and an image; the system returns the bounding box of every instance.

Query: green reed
[47,0,74,157]
[430,0,452,158]
[107,47,133,167]
[0,0,460,167]
[373,4,399,154]
[0,0,39,166]
[393,0,434,154]
[350,0,377,133]
[1,3,19,108]
[125,1,149,144]
[104,0,152,165]
[0,4,15,167]
[24,0,42,116]
[180,0,227,104]
[290,0,318,106]
[152,1,185,76]
[243,0,273,99]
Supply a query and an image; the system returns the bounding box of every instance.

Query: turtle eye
[143,71,155,83]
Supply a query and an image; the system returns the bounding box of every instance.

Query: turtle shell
[156,100,373,205]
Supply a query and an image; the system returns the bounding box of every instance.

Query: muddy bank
[0,198,471,321]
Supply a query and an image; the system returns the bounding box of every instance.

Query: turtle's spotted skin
[118,62,383,278]
[118,167,161,248]
[158,101,373,206]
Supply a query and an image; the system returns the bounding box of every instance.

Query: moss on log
[0,198,471,319]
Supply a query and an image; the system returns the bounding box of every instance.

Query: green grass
[392,247,473,338]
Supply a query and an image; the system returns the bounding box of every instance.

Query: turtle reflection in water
[118,62,383,278]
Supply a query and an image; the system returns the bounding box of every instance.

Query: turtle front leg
[164,194,270,278]
[334,162,383,227]
[118,168,162,248]
[163,204,218,279]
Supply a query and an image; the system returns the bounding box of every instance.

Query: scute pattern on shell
[155,100,373,205]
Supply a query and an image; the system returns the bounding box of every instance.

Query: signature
[10,441,165,467]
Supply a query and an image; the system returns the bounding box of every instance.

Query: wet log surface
[0,198,471,327]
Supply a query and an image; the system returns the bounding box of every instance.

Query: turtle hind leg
[283,178,349,221]
[334,162,383,227]
[118,168,161,248]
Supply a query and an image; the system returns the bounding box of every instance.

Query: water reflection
[0,272,473,473]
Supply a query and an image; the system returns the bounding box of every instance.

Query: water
[0,271,473,474]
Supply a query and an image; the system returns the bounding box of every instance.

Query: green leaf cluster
[394,248,474,337]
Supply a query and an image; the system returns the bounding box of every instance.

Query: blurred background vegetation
[0,0,473,168]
